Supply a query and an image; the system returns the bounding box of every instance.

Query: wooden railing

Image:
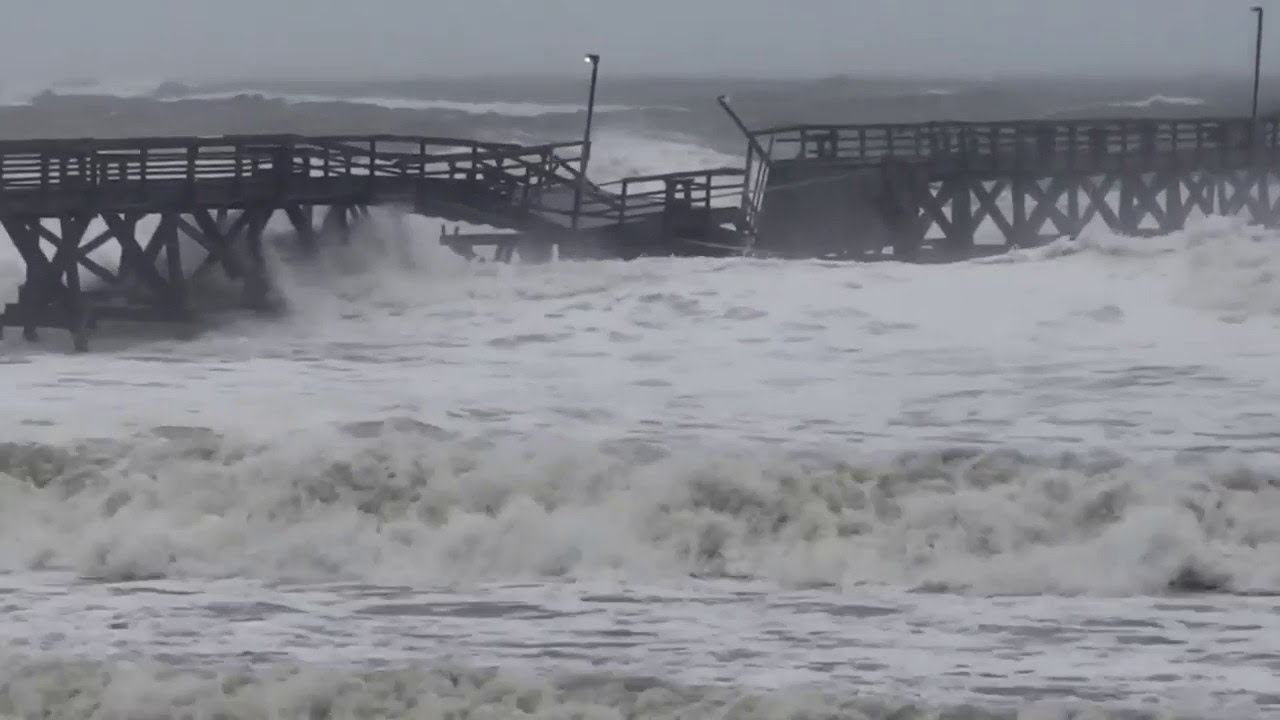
[591,167,745,226]
[750,117,1280,169]
[739,134,775,249]
[0,134,593,215]
[0,135,290,193]
[0,132,745,235]
[294,136,589,210]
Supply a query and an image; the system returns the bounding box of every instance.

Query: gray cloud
[0,0,1273,83]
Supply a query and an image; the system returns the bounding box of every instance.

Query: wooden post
[155,214,186,318]
[1011,175,1029,247]
[241,208,271,310]
[60,215,89,352]
[955,179,976,254]
[1164,171,1185,232]
[286,204,316,253]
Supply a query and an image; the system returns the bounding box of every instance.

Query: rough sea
[0,75,1278,719]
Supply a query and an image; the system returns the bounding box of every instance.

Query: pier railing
[739,134,775,248]
[0,134,593,214]
[750,117,1280,171]
[0,132,748,236]
[296,136,591,209]
[592,167,745,226]
[0,135,290,194]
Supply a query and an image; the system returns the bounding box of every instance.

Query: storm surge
[1,427,1278,597]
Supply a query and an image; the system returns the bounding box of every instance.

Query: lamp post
[1252,6,1265,121]
[572,53,601,231]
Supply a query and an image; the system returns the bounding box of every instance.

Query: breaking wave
[4,214,1280,599]
[1,424,1277,597]
[984,215,1280,321]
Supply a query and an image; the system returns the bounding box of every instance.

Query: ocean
[0,75,1278,719]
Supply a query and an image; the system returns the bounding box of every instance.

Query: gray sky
[2,0,1275,83]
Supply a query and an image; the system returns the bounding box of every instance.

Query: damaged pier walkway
[0,133,741,350]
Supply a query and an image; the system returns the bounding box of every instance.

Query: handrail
[0,136,587,184]
[597,166,744,187]
[306,134,524,150]
[303,137,585,164]
[608,167,745,225]
[734,117,1279,173]
[738,133,774,252]
[0,134,302,154]
[0,134,582,162]
[747,116,1280,138]
[716,95,778,250]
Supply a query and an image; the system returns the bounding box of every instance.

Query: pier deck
[3,113,1280,351]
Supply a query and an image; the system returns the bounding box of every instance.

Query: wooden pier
[3,110,1280,351]
[735,112,1280,259]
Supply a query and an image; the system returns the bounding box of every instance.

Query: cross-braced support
[1,214,94,350]
[0,207,277,351]
[895,165,1280,255]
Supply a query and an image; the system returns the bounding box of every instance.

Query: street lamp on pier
[572,53,601,231]
[1252,6,1265,121]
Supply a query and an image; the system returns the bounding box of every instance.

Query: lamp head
[585,53,600,65]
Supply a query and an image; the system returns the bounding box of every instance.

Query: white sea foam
[0,655,1216,720]
[3,215,1280,598]
[2,427,1280,596]
[1,572,1274,717]
[9,213,1280,450]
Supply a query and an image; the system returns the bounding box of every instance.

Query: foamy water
[2,128,1280,717]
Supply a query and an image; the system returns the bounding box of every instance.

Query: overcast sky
[1,0,1275,83]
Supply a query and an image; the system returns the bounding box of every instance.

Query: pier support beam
[0,207,279,351]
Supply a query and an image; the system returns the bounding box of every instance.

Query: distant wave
[1108,94,1206,109]
[0,78,684,117]
[161,90,662,117]
[1045,93,1208,118]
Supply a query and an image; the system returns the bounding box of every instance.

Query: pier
[2,110,1280,351]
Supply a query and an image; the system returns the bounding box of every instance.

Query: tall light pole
[1252,6,1265,121]
[572,53,601,231]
